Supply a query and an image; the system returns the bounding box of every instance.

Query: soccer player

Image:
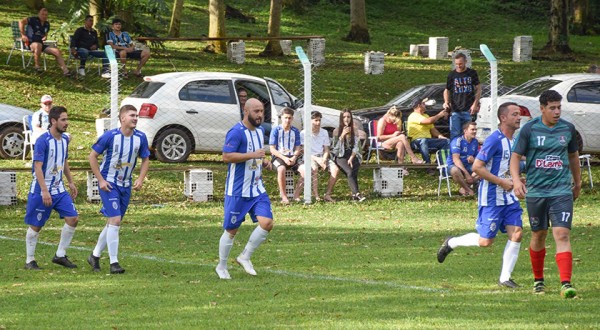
[437,102,523,288]
[87,105,150,274]
[24,106,79,270]
[510,90,581,298]
[216,98,274,280]
[269,107,301,205]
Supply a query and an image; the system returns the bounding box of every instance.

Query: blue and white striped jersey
[269,125,300,157]
[92,128,150,187]
[30,132,69,195]
[223,122,267,197]
[476,129,518,207]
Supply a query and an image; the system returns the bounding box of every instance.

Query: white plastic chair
[579,154,593,189]
[436,149,451,196]
[22,115,34,160]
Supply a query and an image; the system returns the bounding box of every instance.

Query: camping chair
[66,36,103,77]
[365,119,396,164]
[22,115,34,161]
[436,149,451,196]
[579,154,593,189]
[6,21,46,70]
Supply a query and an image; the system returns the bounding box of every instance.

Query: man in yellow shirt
[407,97,449,164]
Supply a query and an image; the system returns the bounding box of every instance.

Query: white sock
[56,224,76,257]
[106,225,120,264]
[26,227,39,263]
[449,232,480,249]
[218,231,234,269]
[239,226,269,260]
[499,240,521,282]
[93,225,108,257]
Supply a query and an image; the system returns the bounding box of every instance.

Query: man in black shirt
[70,15,108,77]
[443,53,481,140]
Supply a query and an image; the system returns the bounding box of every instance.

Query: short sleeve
[512,124,531,156]
[33,137,47,162]
[92,131,111,155]
[139,134,151,159]
[567,123,579,153]
[269,127,278,145]
[476,136,496,163]
[450,138,461,155]
[472,69,480,86]
[223,128,241,153]
[321,130,330,147]
[294,129,301,147]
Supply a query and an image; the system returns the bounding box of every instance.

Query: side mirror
[424,99,436,106]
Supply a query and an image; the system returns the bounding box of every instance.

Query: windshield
[385,86,428,107]
[507,79,561,97]
[129,82,165,98]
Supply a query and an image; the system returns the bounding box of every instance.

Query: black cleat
[87,253,101,272]
[437,236,454,263]
[25,260,41,270]
[52,255,77,268]
[533,281,546,294]
[498,279,520,288]
[110,262,125,274]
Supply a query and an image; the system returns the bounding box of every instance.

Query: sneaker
[437,236,454,263]
[533,281,545,294]
[78,67,85,76]
[110,262,125,274]
[215,266,231,280]
[24,260,41,270]
[236,256,257,276]
[101,71,111,79]
[87,253,101,272]
[560,283,577,299]
[498,279,520,288]
[52,255,77,268]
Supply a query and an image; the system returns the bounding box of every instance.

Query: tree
[25,0,44,10]
[206,0,226,53]
[168,0,184,37]
[572,0,591,35]
[543,0,572,53]
[343,0,369,44]
[260,0,284,57]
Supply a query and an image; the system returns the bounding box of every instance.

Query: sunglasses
[43,102,52,105]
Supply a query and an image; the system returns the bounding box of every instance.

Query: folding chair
[6,21,46,70]
[579,154,593,189]
[22,115,34,161]
[436,149,451,196]
[365,119,396,164]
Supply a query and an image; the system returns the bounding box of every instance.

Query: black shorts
[117,50,143,59]
[272,156,299,171]
[526,195,574,231]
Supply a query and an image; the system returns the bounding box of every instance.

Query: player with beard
[24,106,79,270]
[216,98,274,279]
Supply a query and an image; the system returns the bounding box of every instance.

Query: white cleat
[236,256,257,276]
[215,266,231,280]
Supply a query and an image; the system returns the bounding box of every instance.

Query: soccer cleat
[498,279,520,288]
[215,266,231,280]
[533,281,545,294]
[236,256,257,276]
[437,236,454,263]
[78,68,85,76]
[561,283,577,299]
[52,255,77,268]
[87,253,101,272]
[110,262,125,274]
[25,260,41,270]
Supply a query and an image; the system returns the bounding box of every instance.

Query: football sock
[529,247,546,280]
[499,240,521,282]
[218,231,234,269]
[56,224,76,258]
[93,225,108,257]
[556,251,573,283]
[26,227,39,263]
[239,226,269,260]
[107,225,120,264]
[448,232,479,249]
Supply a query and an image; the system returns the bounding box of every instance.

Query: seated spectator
[293,111,335,202]
[19,8,71,76]
[106,18,150,78]
[447,122,479,196]
[70,15,109,77]
[269,107,301,205]
[407,97,450,165]
[31,94,53,143]
[325,110,366,202]
[377,105,423,174]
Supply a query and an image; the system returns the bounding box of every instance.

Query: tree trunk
[572,0,590,35]
[544,0,571,53]
[206,0,227,53]
[260,0,284,57]
[89,0,104,45]
[169,0,185,38]
[343,0,370,44]
[24,0,43,10]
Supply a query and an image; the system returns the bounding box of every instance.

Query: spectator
[31,94,53,143]
[106,18,150,78]
[447,122,479,196]
[19,8,71,76]
[70,15,109,77]
[238,87,271,140]
[269,107,302,205]
[443,53,481,139]
[407,97,449,166]
[237,88,248,110]
[587,64,599,73]
[325,109,366,202]
[377,105,423,175]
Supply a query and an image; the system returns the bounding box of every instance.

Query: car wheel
[0,126,25,159]
[155,128,192,163]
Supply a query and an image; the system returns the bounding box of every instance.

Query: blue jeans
[411,138,449,164]
[76,48,109,70]
[449,111,472,140]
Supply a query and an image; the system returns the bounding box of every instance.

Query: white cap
[41,95,53,104]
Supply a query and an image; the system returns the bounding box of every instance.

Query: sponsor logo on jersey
[535,155,563,170]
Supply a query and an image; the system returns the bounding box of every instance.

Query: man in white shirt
[31,94,53,143]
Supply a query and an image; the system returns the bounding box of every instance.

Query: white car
[122,72,361,162]
[0,103,34,159]
[477,73,600,153]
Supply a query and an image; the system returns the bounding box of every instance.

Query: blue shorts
[475,202,523,239]
[223,193,273,230]
[24,192,78,227]
[99,184,131,218]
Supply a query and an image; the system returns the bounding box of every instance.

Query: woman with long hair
[376,105,424,173]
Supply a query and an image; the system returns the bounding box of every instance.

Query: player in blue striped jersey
[24,106,79,270]
[216,98,274,280]
[269,107,301,205]
[438,103,524,288]
[447,122,479,196]
[87,105,150,274]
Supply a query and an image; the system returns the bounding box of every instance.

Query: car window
[266,80,295,107]
[130,82,165,98]
[566,82,600,104]
[507,79,561,97]
[179,80,235,104]
[385,86,423,107]
[236,81,270,104]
